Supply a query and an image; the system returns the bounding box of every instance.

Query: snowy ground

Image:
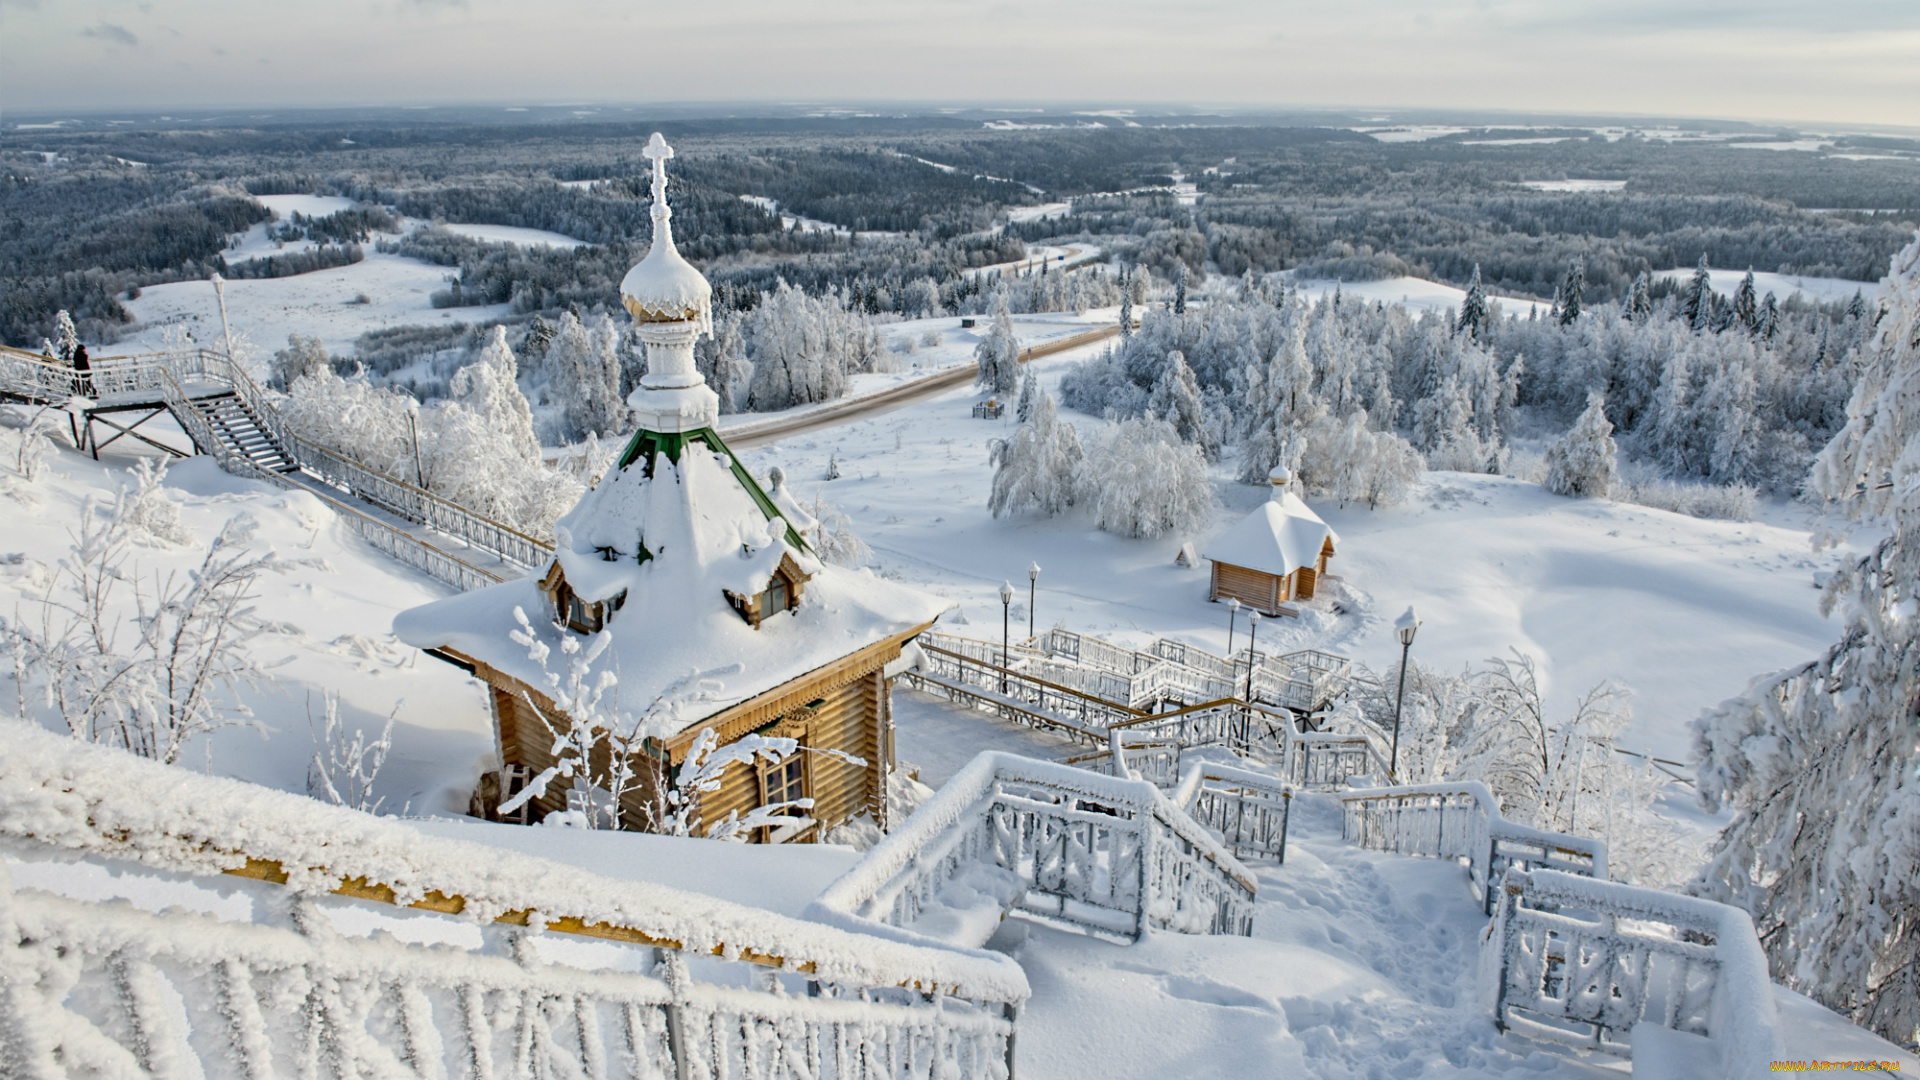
[1518,179,1628,192]
[0,436,492,814]
[438,222,588,249]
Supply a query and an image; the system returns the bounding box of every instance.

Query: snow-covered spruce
[1693,231,1920,1050]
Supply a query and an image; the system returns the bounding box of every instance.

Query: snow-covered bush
[807,494,872,568]
[989,389,1084,519]
[280,361,417,476]
[1693,232,1920,1049]
[117,457,194,547]
[1084,415,1217,539]
[307,691,395,814]
[4,505,297,764]
[1613,476,1756,521]
[1542,392,1617,498]
[742,282,878,411]
[9,406,59,485]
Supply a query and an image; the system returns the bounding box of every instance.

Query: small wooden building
[1203,468,1338,616]
[394,135,947,842]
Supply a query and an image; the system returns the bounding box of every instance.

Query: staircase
[192,390,297,473]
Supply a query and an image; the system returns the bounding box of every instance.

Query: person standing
[69,342,93,398]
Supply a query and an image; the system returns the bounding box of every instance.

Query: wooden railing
[1485,867,1780,1077]
[1340,781,1607,914]
[912,640,1145,734]
[0,723,1025,1079]
[810,752,1256,947]
[1060,738,1184,788]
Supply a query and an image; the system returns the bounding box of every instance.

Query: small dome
[1268,467,1293,486]
[619,133,711,327]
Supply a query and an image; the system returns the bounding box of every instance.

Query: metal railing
[1340,781,1607,914]
[1171,761,1294,865]
[0,723,1027,1080]
[1486,867,1779,1077]
[810,752,1256,947]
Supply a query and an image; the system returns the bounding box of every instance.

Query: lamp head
[1395,605,1421,647]
[1227,598,1241,613]
[1000,581,1014,605]
[1248,610,1261,626]
[1029,561,1041,581]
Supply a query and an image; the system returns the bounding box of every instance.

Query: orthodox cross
[643,133,674,212]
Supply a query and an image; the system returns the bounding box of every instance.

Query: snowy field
[1285,275,1548,318]
[1654,265,1884,303]
[114,250,512,361]
[1518,179,1628,192]
[438,222,588,248]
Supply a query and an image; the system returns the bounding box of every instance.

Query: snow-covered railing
[810,752,1256,948]
[1284,731,1387,789]
[1171,760,1294,864]
[1035,627,1158,675]
[1340,782,1607,913]
[0,722,1027,1078]
[1059,738,1184,788]
[160,369,511,593]
[1484,867,1780,1079]
[912,639,1143,733]
[0,343,88,404]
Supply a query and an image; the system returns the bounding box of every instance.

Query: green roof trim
[612,423,810,554]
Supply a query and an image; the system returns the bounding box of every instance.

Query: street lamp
[1027,562,1041,639]
[999,581,1015,694]
[1390,606,1421,783]
[1225,597,1241,655]
[1243,610,1261,702]
[208,272,236,363]
[1241,610,1261,754]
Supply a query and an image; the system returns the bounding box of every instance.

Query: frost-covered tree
[1731,269,1760,335]
[269,334,332,391]
[1084,415,1216,538]
[51,309,79,363]
[1172,264,1188,315]
[1456,264,1489,341]
[1542,392,1617,498]
[1557,255,1585,325]
[989,389,1084,518]
[420,328,580,534]
[1626,271,1654,322]
[1694,233,1920,1049]
[1683,255,1715,332]
[1146,349,1214,457]
[696,312,753,414]
[1118,276,1134,341]
[279,363,417,477]
[545,311,628,442]
[974,295,1022,396]
[1016,368,1039,424]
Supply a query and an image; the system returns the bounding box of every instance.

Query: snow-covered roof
[1202,489,1338,578]
[394,443,948,739]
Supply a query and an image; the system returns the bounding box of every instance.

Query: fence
[1485,867,1779,1079]
[1340,781,1607,914]
[0,723,1025,1079]
[809,752,1256,947]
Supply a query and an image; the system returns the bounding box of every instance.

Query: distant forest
[2,114,1914,352]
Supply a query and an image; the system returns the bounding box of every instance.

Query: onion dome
[619,133,712,331]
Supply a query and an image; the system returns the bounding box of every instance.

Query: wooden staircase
[191,389,297,473]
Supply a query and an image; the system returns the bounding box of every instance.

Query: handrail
[1487,867,1780,1078]
[810,751,1256,945]
[919,641,1148,721]
[1341,781,1607,912]
[0,720,1025,1003]
[1170,759,1294,863]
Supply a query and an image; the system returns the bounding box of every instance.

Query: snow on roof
[393,447,948,737]
[1202,490,1338,578]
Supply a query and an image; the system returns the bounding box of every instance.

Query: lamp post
[1241,611,1261,754]
[209,272,236,363]
[1390,606,1421,783]
[1027,562,1041,639]
[999,581,1014,694]
[1225,597,1241,655]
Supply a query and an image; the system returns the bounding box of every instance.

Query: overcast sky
[3,0,1915,129]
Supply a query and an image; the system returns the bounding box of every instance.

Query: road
[723,323,1122,450]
